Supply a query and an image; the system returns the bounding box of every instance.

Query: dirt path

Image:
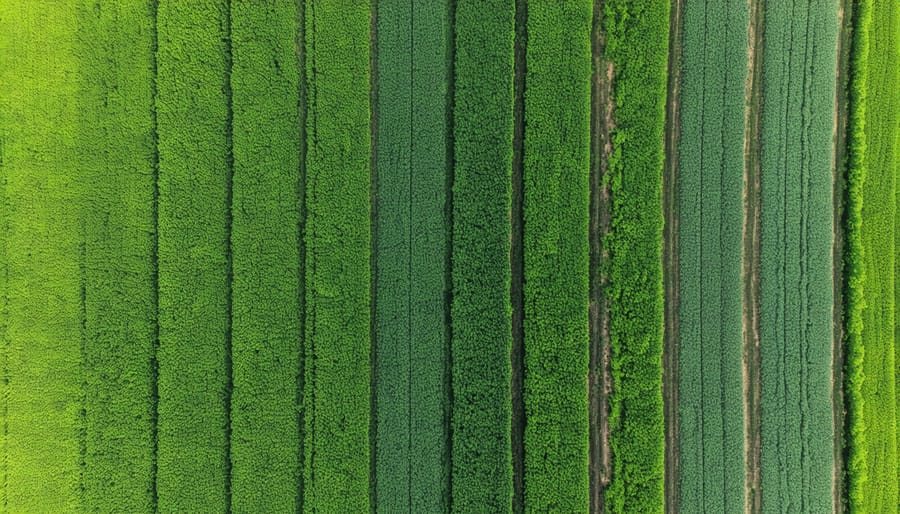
[661,0,683,511]
[742,0,764,511]
[510,0,526,511]
[831,0,854,511]
[589,0,614,511]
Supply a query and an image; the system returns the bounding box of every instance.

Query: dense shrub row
[602,1,670,511]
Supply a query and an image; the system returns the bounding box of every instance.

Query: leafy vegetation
[0,2,84,510]
[303,0,372,510]
[676,0,748,511]
[602,1,670,511]
[374,0,450,511]
[522,2,591,511]
[76,1,157,510]
[451,0,515,510]
[845,0,900,509]
[758,1,837,511]
[156,0,231,510]
[230,1,303,510]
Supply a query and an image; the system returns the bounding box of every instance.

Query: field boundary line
[510,0,526,510]
[662,0,684,510]
[368,0,379,509]
[741,0,764,510]
[294,0,308,511]
[149,0,161,509]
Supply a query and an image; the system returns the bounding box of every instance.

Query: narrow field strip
[602,1,671,512]
[845,0,900,509]
[676,0,748,511]
[451,0,515,510]
[522,1,592,511]
[230,1,303,511]
[156,0,231,509]
[374,0,450,511]
[758,0,837,511]
[0,2,84,510]
[76,1,157,510]
[303,1,372,510]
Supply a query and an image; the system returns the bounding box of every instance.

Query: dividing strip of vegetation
[758,1,838,511]
[76,2,157,510]
[375,0,451,510]
[522,2,592,511]
[451,0,515,510]
[303,1,372,510]
[676,0,749,511]
[602,1,671,511]
[844,0,900,509]
[156,1,231,509]
[0,2,84,510]
[229,1,303,510]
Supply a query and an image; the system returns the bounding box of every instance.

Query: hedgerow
[602,1,670,511]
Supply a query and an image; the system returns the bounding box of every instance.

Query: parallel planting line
[156,0,231,509]
[676,0,748,512]
[522,2,592,511]
[758,0,838,510]
[451,0,515,509]
[374,0,450,510]
[76,2,157,510]
[844,0,900,509]
[230,1,303,510]
[0,2,83,510]
[303,1,372,510]
[602,1,670,511]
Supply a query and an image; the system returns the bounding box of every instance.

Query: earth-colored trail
[742,0,764,511]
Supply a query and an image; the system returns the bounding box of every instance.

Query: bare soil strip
[510,0,527,511]
[589,1,615,511]
[742,0,764,511]
[831,0,854,511]
[662,0,683,511]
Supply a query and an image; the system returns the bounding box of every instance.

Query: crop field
[676,0,748,511]
[2,0,899,512]
[844,0,900,510]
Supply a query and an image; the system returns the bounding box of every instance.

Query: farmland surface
[676,0,748,511]
[374,0,450,511]
[0,1,895,512]
[758,0,838,511]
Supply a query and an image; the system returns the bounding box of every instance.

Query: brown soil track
[662,0,683,511]
[742,0,764,512]
[589,0,613,511]
[831,0,854,511]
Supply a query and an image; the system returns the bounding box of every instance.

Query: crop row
[676,0,748,511]
[156,0,231,509]
[374,0,450,511]
[522,1,592,511]
[758,0,837,510]
[450,0,515,510]
[844,0,900,509]
[602,1,670,512]
[0,2,85,510]
[78,2,158,511]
